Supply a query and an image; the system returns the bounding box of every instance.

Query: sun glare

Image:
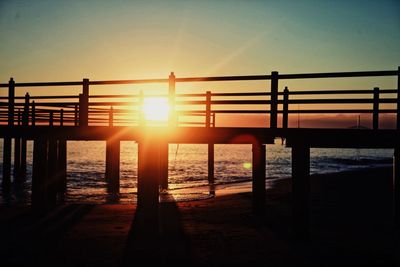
[142,97,169,122]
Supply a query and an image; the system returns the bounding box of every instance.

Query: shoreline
[0,165,393,205]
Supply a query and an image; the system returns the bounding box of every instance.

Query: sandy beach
[0,167,398,266]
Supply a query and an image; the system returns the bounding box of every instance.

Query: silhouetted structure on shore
[0,68,399,239]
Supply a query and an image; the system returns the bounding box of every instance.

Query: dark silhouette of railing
[0,69,399,129]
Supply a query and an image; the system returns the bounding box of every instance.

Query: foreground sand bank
[0,167,398,266]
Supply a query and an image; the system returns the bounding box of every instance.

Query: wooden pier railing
[0,68,399,239]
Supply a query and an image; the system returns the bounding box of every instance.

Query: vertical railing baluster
[60,109,64,126]
[49,111,54,126]
[373,87,380,130]
[206,91,214,184]
[109,106,114,127]
[169,72,176,127]
[270,71,278,129]
[206,91,211,127]
[74,104,78,126]
[8,78,15,126]
[23,93,30,126]
[283,86,289,129]
[80,78,89,126]
[31,101,36,126]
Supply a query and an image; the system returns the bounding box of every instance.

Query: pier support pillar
[2,138,12,188]
[105,139,120,194]
[32,137,48,211]
[394,147,400,229]
[291,142,310,239]
[160,143,169,190]
[137,138,161,213]
[58,139,67,194]
[47,138,58,207]
[13,137,21,181]
[252,143,266,215]
[20,138,27,180]
[208,143,215,184]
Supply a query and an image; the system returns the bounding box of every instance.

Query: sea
[0,140,394,204]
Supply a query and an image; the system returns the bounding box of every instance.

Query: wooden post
[8,78,15,126]
[20,93,30,179]
[31,101,36,126]
[206,91,215,184]
[79,78,89,126]
[49,111,54,126]
[206,91,211,127]
[78,94,84,126]
[32,137,48,210]
[373,87,379,130]
[60,109,64,126]
[252,142,266,215]
[169,72,176,126]
[292,142,310,239]
[212,112,216,127]
[2,78,15,188]
[283,87,289,129]
[74,104,78,126]
[109,106,114,127]
[270,71,279,129]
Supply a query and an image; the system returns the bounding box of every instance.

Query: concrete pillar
[20,138,27,179]
[13,137,21,181]
[47,138,58,207]
[160,143,169,190]
[394,147,400,228]
[137,138,161,211]
[252,143,266,215]
[106,139,120,194]
[208,143,215,184]
[32,137,48,210]
[291,142,310,239]
[58,139,67,194]
[2,138,12,188]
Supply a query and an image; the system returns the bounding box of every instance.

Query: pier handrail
[1,68,399,129]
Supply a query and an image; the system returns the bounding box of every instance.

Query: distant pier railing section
[0,69,399,128]
[1,68,399,239]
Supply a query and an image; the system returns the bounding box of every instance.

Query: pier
[1,68,399,238]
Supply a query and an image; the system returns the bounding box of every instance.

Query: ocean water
[0,140,394,204]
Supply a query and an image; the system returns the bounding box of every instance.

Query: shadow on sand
[122,193,192,266]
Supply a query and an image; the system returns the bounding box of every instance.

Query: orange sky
[0,1,399,128]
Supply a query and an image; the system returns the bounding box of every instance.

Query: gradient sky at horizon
[0,0,399,83]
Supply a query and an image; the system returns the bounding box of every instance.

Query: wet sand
[0,167,398,266]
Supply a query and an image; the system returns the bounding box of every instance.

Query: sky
[0,0,399,82]
[0,0,399,128]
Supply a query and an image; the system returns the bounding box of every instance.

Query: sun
[142,97,170,122]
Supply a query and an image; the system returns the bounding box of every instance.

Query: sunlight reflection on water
[0,141,394,204]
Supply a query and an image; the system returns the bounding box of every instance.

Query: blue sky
[0,0,399,82]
